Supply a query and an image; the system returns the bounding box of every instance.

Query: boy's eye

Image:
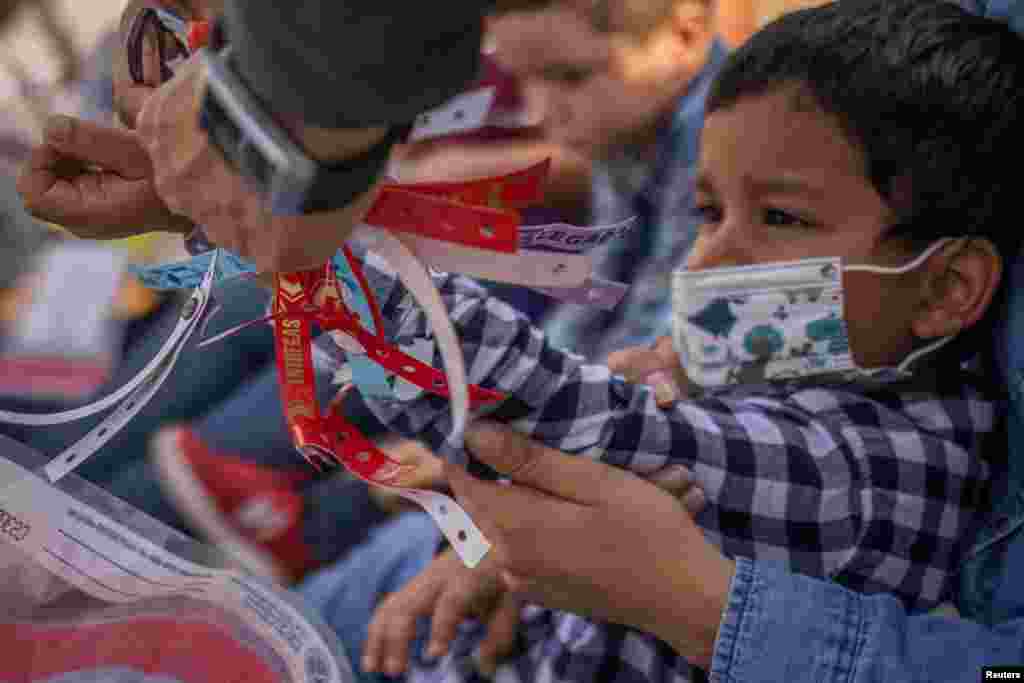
[762,207,813,229]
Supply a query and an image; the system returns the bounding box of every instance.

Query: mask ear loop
[844,237,964,375]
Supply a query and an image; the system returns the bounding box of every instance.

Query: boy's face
[687,88,932,369]
[491,4,711,159]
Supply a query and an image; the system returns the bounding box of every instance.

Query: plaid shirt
[332,251,998,683]
[540,40,727,362]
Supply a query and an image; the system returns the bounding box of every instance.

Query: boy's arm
[357,254,988,607]
[712,557,1024,682]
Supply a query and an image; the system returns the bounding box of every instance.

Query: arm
[355,252,990,606]
[444,421,1023,677]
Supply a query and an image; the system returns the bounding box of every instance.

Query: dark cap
[223,0,490,129]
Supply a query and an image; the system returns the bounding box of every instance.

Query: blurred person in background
[491,0,727,361]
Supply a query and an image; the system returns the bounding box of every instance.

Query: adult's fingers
[117,82,158,131]
[42,116,152,179]
[17,143,80,216]
[682,487,708,516]
[16,143,189,237]
[644,465,694,496]
[461,421,637,506]
[645,465,709,515]
[475,593,521,677]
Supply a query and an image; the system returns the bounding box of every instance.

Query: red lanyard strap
[364,187,520,254]
[386,159,549,210]
[271,264,496,567]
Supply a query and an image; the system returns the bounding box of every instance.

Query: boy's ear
[911,238,1003,340]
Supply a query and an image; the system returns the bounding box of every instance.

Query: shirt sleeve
[353,252,988,607]
[711,557,1024,683]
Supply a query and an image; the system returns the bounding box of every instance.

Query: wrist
[654,553,735,670]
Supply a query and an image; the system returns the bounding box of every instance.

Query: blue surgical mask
[671,239,958,388]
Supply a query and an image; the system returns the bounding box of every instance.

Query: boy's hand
[364,550,521,678]
[16,115,194,238]
[381,439,446,490]
[367,439,447,514]
[606,336,691,407]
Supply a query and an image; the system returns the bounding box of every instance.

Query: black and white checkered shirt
[332,252,998,682]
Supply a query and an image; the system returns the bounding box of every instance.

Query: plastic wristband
[270,252,503,568]
[0,253,220,484]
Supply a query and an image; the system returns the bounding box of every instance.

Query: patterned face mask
[671,239,958,388]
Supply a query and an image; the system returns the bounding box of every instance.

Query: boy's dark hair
[707,0,1024,367]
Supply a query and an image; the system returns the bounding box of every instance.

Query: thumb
[43,115,153,180]
[463,421,636,505]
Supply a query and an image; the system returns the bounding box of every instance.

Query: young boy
[300,1,1024,681]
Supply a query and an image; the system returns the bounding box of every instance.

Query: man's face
[688,88,933,369]
[490,6,706,159]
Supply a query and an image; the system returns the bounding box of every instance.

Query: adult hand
[447,421,735,670]
[606,336,691,408]
[113,0,219,128]
[136,58,383,272]
[364,550,521,678]
[16,115,193,238]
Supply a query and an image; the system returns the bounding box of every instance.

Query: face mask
[671,239,958,388]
